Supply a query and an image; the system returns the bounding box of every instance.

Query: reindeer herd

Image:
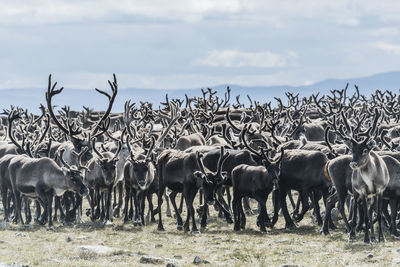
[1,74,400,244]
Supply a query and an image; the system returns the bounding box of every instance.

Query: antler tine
[59,148,71,169]
[91,137,104,159]
[45,74,71,136]
[380,129,392,150]
[241,125,262,158]
[91,74,118,137]
[92,117,111,138]
[216,146,230,176]
[112,141,123,162]
[196,151,209,177]
[67,119,82,137]
[145,135,156,160]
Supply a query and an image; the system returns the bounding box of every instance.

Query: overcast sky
[1,1,400,90]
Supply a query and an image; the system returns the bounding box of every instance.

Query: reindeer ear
[367,139,376,150]
[61,167,69,176]
[194,171,205,179]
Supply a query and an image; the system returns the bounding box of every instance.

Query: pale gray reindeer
[8,148,88,228]
[344,109,390,243]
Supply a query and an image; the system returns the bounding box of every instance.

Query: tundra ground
[0,196,399,267]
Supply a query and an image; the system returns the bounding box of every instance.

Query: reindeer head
[261,148,284,187]
[59,148,89,196]
[194,147,230,205]
[127,135,156,190]
[92,138,121,186]
[340,109,380,170]
[348,138,376,170]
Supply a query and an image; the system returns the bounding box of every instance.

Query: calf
[232,149,283,232]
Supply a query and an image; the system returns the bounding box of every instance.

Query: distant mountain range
[1,71,400,113]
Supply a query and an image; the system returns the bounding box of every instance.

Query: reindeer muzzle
[349,161,358,169]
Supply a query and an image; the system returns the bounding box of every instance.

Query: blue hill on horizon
[1,71,399,113]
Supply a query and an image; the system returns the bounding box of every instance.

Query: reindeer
[8,148,88,227]
[232,149,283,232]
[84,138,121,224]
[123,136,156,226]
[344,109,390,243]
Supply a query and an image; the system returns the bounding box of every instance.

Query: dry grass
[0,195,399,267]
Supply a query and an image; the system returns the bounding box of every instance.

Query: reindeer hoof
[320,228,329,236]
[177,225,183,231]
[157,225,165,231]
[191,229,200,234]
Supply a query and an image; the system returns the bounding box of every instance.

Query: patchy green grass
[0,196,399,266]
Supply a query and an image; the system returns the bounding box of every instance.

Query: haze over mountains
[2,71,400,113]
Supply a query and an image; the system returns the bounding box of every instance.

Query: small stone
[140,255,165,264]
[173,255,182,259]
[155,244,163,248]
[276,238,289,243]
[231,239,241,243]
[66,236,72,242]
[367,253,373,259]
[193,256,209,265]
[166,263,177,267]
[75,245,121,259]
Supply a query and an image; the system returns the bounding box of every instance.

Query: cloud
[373,42,400,56]
[194,50,296,68]
[1,1,400,26]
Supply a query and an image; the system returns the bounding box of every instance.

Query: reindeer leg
[349,197,358,242]
[293,191,309,223]
[288,190,296,210]
[140,192,146,226]
[280,188,296,229]
[164,190,172,217]
[157,187,165,231]
[239,197,246,229]
[178,192,184,214]
[200,203,209,229]
[362,196,371,244]
[256,197,267,233]
[187,188,199,234]
[377,194,385,242]
[24,198,32,224]
[232,193,241,231]
[321,191,337,235]
[215,198,233,224]
[1,186,9,222]
[146,192,156,223]
[123,183,130,223]
[169,191,183,230]
[129,189,134,220]
[47,194,54,229]
[389,197,400,238]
